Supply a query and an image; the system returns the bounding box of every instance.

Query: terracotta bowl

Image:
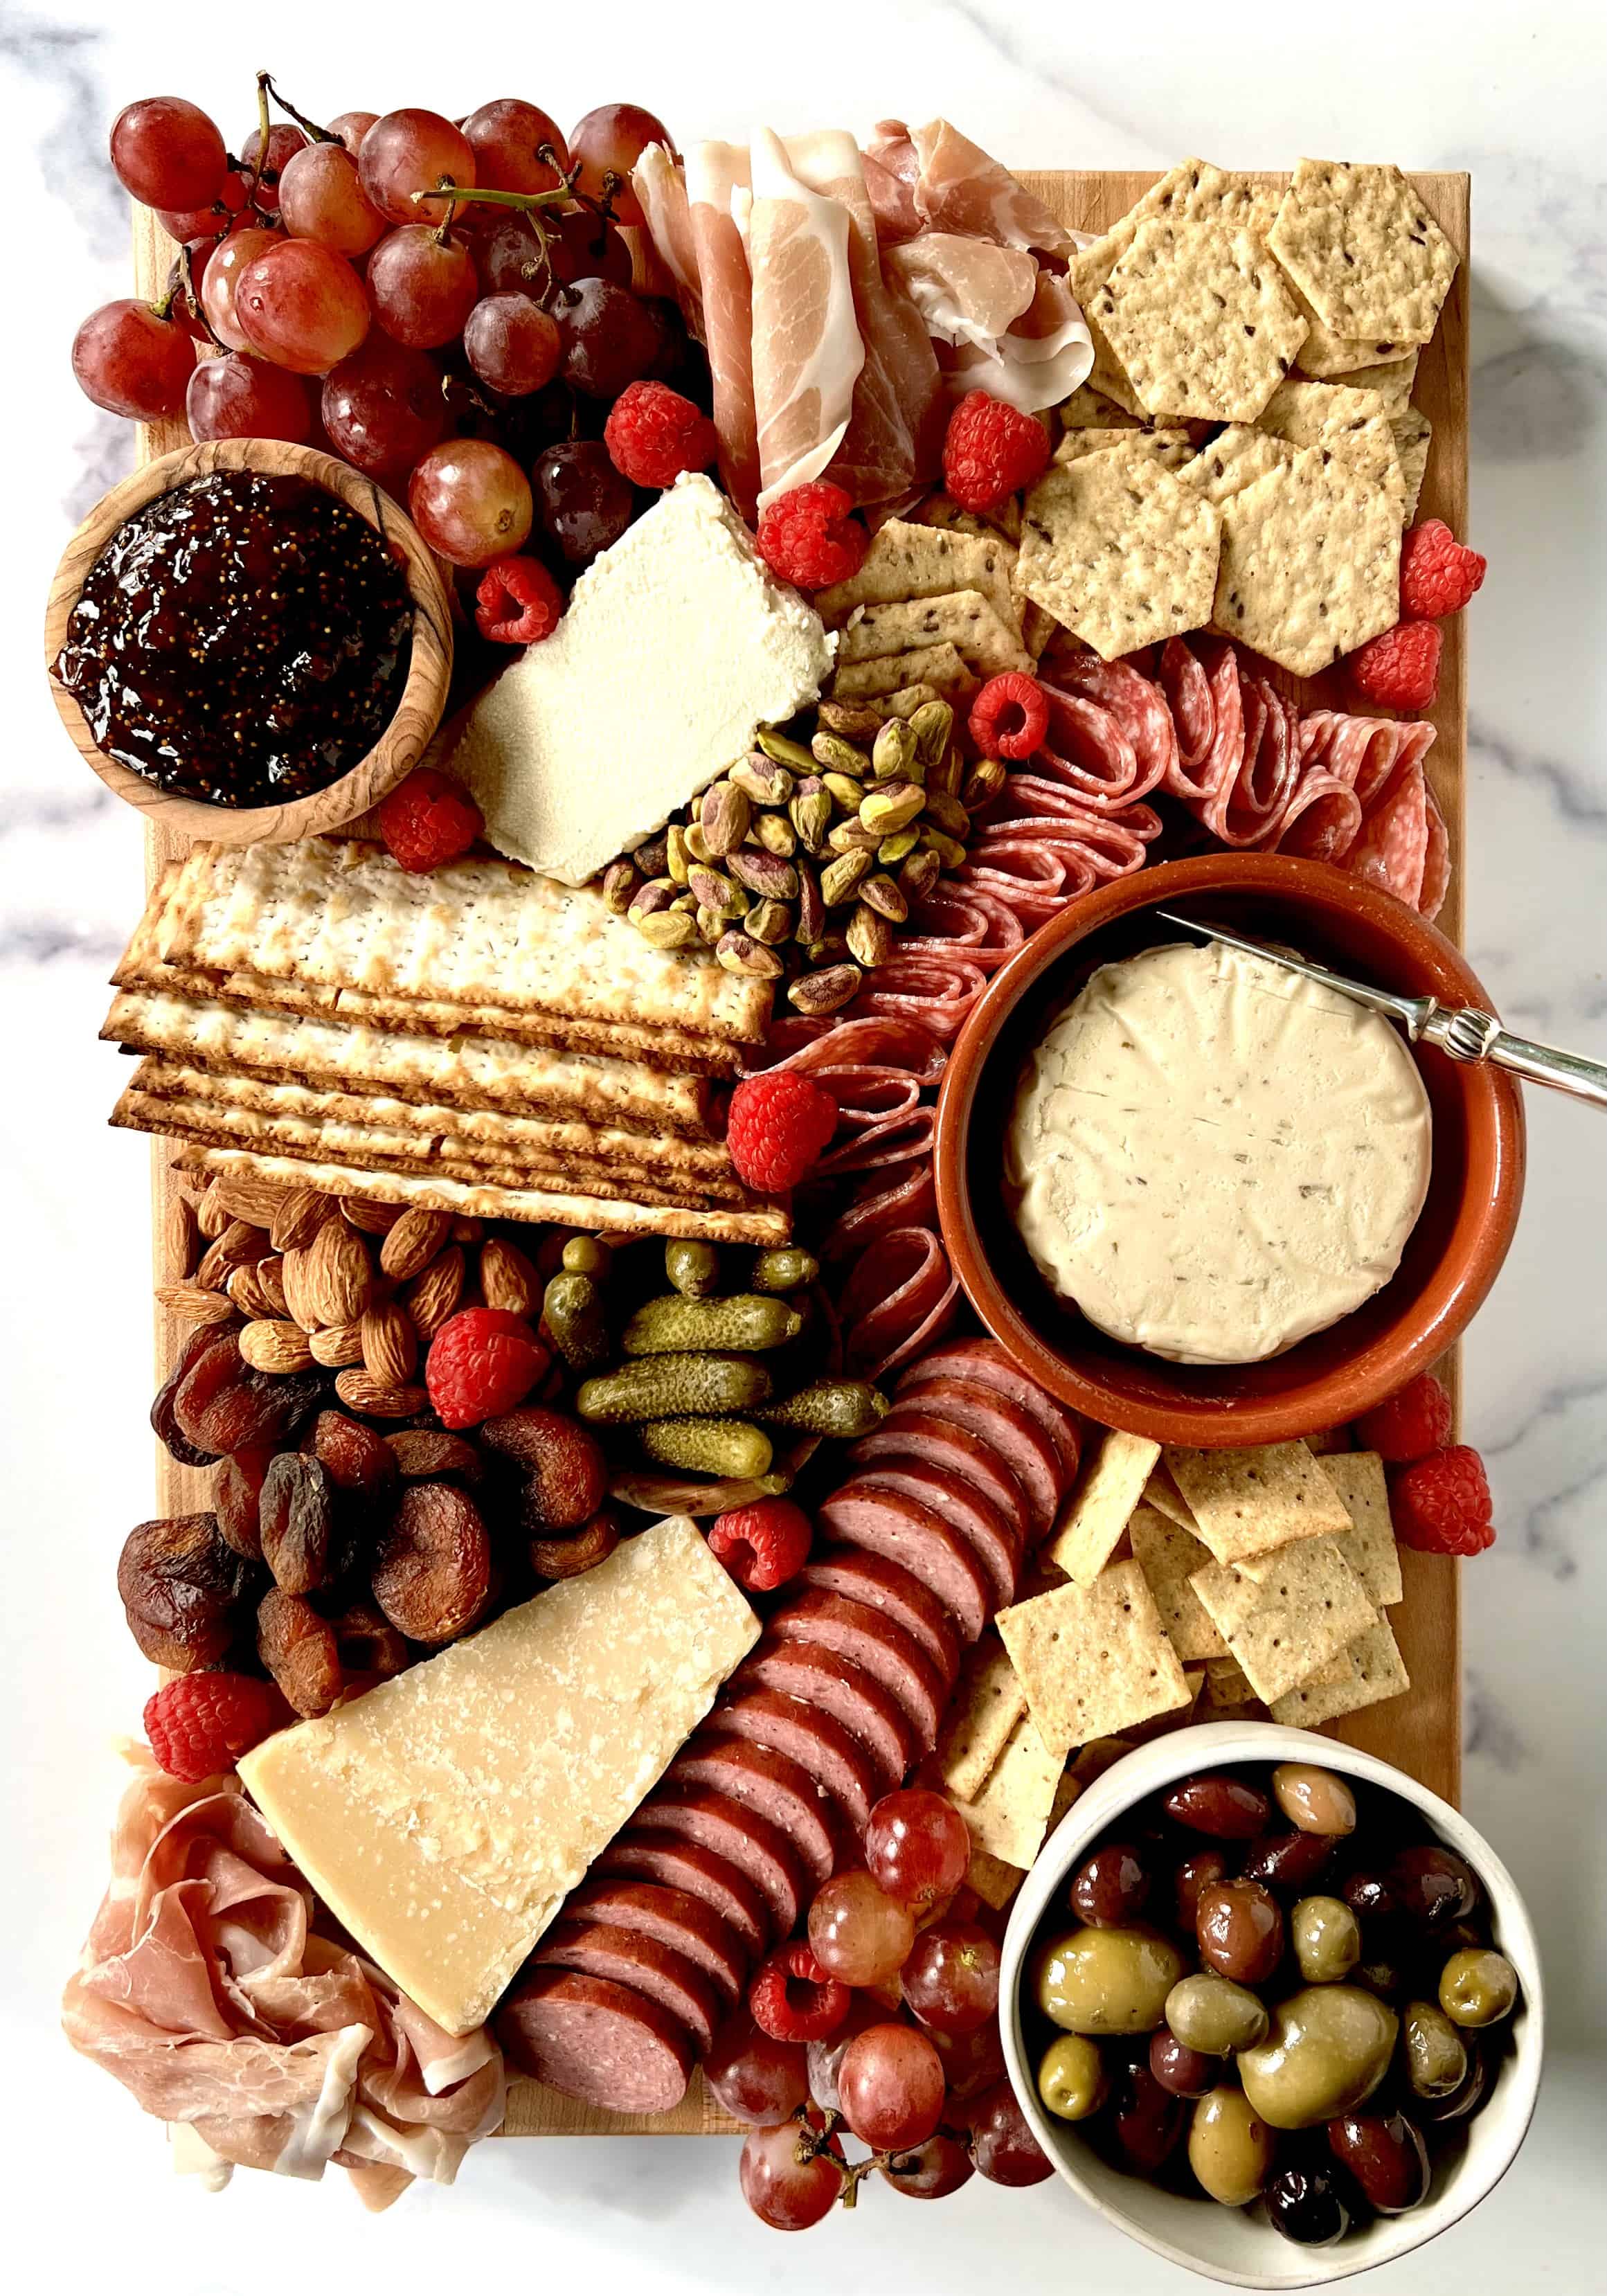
[43,437,454,846]
[933,854,1525,1446]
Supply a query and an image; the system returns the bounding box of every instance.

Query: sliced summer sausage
[596,1832,769,1960]
[834,1453,1018,1611]
[766,1588,947,1755]
[712,1685,881,1836]
[816,1480,993,1642]
[665,1733,836,1887]
[898,1338,1084,1486]
[734,1635,914,1790]
[799,1549,962,1686]
[858,1407,1030,1548]
[532,1920,722,2054]
[884,1376,1063,1535]
[563,1879,748,2007]
[629,1784,807,1940]
[496,1967,693,2113]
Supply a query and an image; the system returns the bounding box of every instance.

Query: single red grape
[476,214,548,296]
[739,2114,843,2231]
[321,336,447,476]
[865,1788,971,1912]
[71,298,194,419]
[901,1922,1001,2037]
[805,1993,885,2114]
[546,204,634,288]
[240,123,309,215]
[186,352,312,442]
[409,438,532,564]
[462,98,570,195]
[463,294,562,395]
[234,239,370,375]
[838,2023,946,2151]
[110,96,226,210]
[327,110,379,156]
[807,1870,915,1988]
[532,438,635,566]
[278,141,385,256]
[360,109,476,227]
[930,2017,1007,2106]
[556,275,659,397]
[568,102,672,224]
[969,2081,1054,2186]
[368,226,478,350]
[703,2008,809,2126]
[879,2130,976,2199]
[156,166,251,244]
[200,225,282,352]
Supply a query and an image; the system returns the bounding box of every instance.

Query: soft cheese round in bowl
[1005,940,1432,1365]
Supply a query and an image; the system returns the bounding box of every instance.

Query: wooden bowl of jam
[43,437,454,845]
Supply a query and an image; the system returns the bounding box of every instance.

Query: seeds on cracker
[1269,159,1459,346]
[1046,1428,1161,1583]
[996,1557,1191,1754]
[832,641,978,701]
[1163,1441,1352,1566]
[1129,1504,1229,1660]
[1310,1449,1405,1608]
[1392,406,1433,521]
[1178,425,1296,506]
[814,519,1021,635]
[1257,379,1406,513]
[1093,219,1308,423]
[1211,442,1401,676]
[834,591,1031,678]
[937,1635,1030,1800]
[1058,382,1141,431]
[1054,425,1193,471]
[1282,273,1403,378]
[1311,350,1420,420]
[1018,449,1221,661]
[1271,1615,1410,1726]
[1189,1538,1380,1705]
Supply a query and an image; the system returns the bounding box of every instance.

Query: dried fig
[118,1514,260,1670]
[372,1485,494,1644]
[257,1588,343,1716]
[259,1453,336,1595]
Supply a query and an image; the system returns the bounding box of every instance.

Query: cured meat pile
[496,1338,1081,2114]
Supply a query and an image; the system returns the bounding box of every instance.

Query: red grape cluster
[76,80,704,586]
[705,1788,1052,2228]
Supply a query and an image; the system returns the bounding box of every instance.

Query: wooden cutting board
[125,168,1469,2138]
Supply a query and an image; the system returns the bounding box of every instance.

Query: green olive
[1403,1998,1469,2097]
[1271,1761,1357,1837]
[1165,1973,1268,2056]
[562,1236,611,1278]
[1187,2085,1274,2207]
[1291,1895,1363,1985]
[1032,1924,1185,2036]
[1439,1948,1519,2029]
[1037,2032,1108,2121]
[1237,1986,1398,2130]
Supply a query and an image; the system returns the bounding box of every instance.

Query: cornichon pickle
[539,1272,610,1372]
[622,1293,803,1355]
[575,1353,774,1423]
[750,1247,820,1294]
[664,1239,721,1298]
[759,1379,890,1437]
[638,1417,775,1478]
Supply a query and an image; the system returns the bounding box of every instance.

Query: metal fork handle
[1425,1007,1607,1109]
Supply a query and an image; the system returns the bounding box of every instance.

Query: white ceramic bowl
[1000,1723,1543,2289]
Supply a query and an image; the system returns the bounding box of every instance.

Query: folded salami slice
[1045,656,1178,805]
[1344,760,1430,911]
[1300,710,1437,811]
[816,1106,935,1177]
[1160,635,1215,787]
[901,885,1027,971]
[1027,688,1140,811]
[837,1222,959,1377]
[1273,768,1365,864]
[769,1014,949,1088]
[821,1157,937,1262]
[848,956,989,1039]
[1419,782,1452,922]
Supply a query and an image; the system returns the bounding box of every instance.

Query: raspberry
[144,1671,287,1782]
[604,379,719,489]
[942,389,1051,514]
[376,767,483,874]
[1348,620,1442,712]
[969,670,1048,761]
[755,481,868,591]
[725,1071,838,1193]
[1399,520,1487,621]
[1354,1372,1455,1464]
[474,555,564,645]
[748,1941,850,2043]
[426,1307,548,1430]
[708,1496,813,1593]
[1391,1445,1496,1556]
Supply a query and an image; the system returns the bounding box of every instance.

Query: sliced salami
[1272,767,1365,864]
[766,1588,948,1753]
[1045,655,1178,804]
[597,1833,769,1959]
[897,1336,1083,1488]
[880,1373,1063,1535]
[847,955,989,1039]
[1419,782,1452,921]
[1345,760,1429,910]
[1160,635,1215,785]
[630,1786,808,1941]
[733,1636,915,1788]
[837,1225,960,1379]
[813,1480,993,1644]
[496,1968,694,2114]
[1030,688,1141,810]
[532,1920,722,2054]
[840,1453,1021,1611]
[798,1550,962,1686]
[563,1880,749,2007]
[771,1015,949,1088]
[821,1159,936,1264]
[816,1107,936,1178]
[665,1734,836,1887]
[712,1685,882,1835]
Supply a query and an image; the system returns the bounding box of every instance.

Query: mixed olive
[1024,1761,1520,2248]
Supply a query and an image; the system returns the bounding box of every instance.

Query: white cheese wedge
[444,473,834,883]
[238,1517,758,2036]
[1005,941,1431,1365]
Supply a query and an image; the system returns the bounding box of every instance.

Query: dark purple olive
[1343,1869,1401,1921]
[1162,1773,1272,1840]
[1243,1830,1334,1892]
[1149,2029,1214,2099]
[1070,1840,1151,1927]
[1329,2110,1431,2214]
[1265,2162,1352,2247]
[1389,1845,1480,1928]
[1353,1953,1413,2003]
[1197,1880,1284,1985]
[1111,2061,1187,2174]
[1174,1848,1231,1933]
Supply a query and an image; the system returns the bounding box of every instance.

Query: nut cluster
[607,697,1005,1018]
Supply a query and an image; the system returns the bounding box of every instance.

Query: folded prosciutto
[748,127,865,511]
[63,1752,505,2208]
[683,141,762,521]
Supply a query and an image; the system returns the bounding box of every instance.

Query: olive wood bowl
[42,436,454,846]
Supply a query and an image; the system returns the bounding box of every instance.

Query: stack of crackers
[102,838,789,1244]
[1015,158,1454,674]
[933,1428,1410,1910]
[814,517,1041,712]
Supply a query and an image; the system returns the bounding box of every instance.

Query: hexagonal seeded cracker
[1164,1441,1352,1566]
[996,1557,1191,1756]
[1212,443,1401,677]
[1178,426,1296,507]
[1392,407,1433,521]
[1282,274,1404,378]
[1018,449,1221,661]
[1054,426,1193,472]
[1070,159,1280,302]
[1311,352,1420,420]
[1094,219,1308,423]
[1058,382,1142,431]
[1189,1538,1379,1705]
[1257,379,1406,515]
[1269,161,1458,346]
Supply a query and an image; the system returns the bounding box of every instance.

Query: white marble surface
[2,1,1604,2286]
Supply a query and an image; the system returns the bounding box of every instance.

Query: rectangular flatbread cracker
[832,641,978,701]
[1141,1462,1201,1534]
[814,519,1020,635]
[1189,1539,1379,1705]
[1048,1429,1162,1584]
[936,1636,1029,1802]
[834,590,1031,677]
[1311,1450,1404,1608]
[1128,1505,1229,1660]
[1164,1442,1352,1566]
[948,1710,1063,1871]
[996,1558,1192,1755]
[1271,1615,1410,1725]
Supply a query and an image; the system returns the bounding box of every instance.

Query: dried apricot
[480,1406,607,1532]
[118,1514,260,1670]
[173,1331,323,1455]
[257,1588,343,1716]
[372,1484,494,1643]
[259,1453,336,1595]
[330,1597,411,1681]
[152,1325,239,1467]
[309,1409,399,1500]
[530,1507,621,1581]
[384,1429,484,1483]
[213,1444,279,1559]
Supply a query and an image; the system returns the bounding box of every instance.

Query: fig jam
[54,469,413,806]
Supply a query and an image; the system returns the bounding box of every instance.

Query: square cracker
[1392,407,1433,521]
[937,1635,1029,1801]
[1313,1450,1403,1608]
[1189,1539,1379,1705]
[1129,1505,1229,1660]
[996,1558,1191,1755]
[1048,1429,1162,1584]
[1271,1616,1410,1726]
[1256,379,1406,513]
[1165,1442,1352,1566]
[1054,426,1193,472]
[1093,219,1308,423]
[967,1842,1025,1910]
[1269,161,1458,346]
[1178,426,1295,506]
[1142,1462,1201,1534]
[948,1710,1063,1869]
[835,590,1031,677]
[1212,443,1401,676]
[832,641,978,701]
[1018,450,1220,662]
[814,519,1020,635]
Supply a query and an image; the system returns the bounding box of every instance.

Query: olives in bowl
[1002,1725,1542,2288]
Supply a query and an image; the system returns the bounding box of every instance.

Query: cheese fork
[1151,909,1607,1111]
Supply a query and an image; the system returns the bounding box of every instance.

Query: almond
[334,1368,429,1418]
[240,1318,316,1374]
[303,1217,374,1327]
[226,1261,280,1320]
[361,1300,418,1387]
[480,1235,542,1317]
[211,1175,288,1227]
[379,1208,454,1281]
[255,1255,289,1316]
[197,1180,233,1239]
[164,1193,199,1282]
[156,1282,236,1328]
[310,1321,366,1368]
[402,1245,465,1339]
[452,1216,485,1244]
[341,1196,404,1236]
[196,1220,273,1292]
[279,1246,320,1331]
[271,1186,331,1254]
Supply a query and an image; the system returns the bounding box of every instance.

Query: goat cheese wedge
[444,474,834,884]
[1005,940,1432,1365]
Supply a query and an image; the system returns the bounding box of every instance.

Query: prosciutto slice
[748,127,865,511]
[631,145,703,336]
[944,268,1094,412]
[867,119,1079,258]
[885,233,1039,349]
[62,1752,504,2205]
[683,142,762,521]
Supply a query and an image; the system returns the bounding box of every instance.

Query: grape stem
[178,240,228,352]
[412,179,578,216]
[255,69,336,146]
